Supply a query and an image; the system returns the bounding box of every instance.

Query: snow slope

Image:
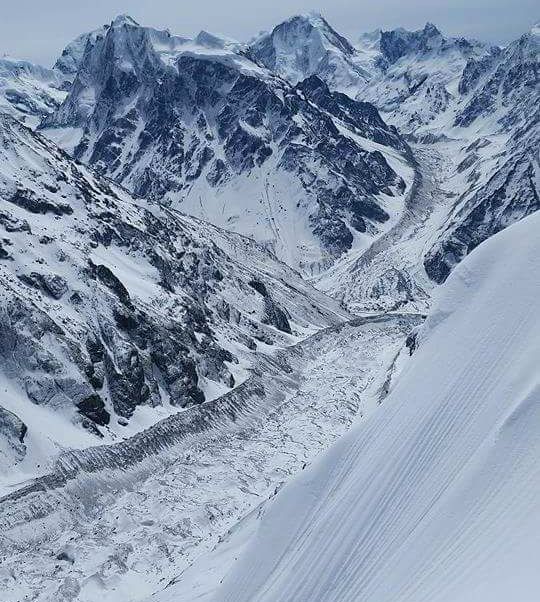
[0,57,66,127]
[249,13,371,95]
[213,210,540,602]
[0,112,349,494]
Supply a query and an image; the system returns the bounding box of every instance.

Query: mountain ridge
[0,12,538,601]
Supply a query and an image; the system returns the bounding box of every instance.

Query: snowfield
[212,211,540,602]
[0,11,538,602]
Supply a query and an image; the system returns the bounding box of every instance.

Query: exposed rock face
[249,279,292,333]
[358,23,495,131]
[0,112,348,456]
[18,272,68,299]
[455,27,539,129]
[53,22,109,78]
[0,406,27,461]
[41,16,411,272]
[352,21,539,291]
[0,12,537,477]
[379,23,444,65]
[424,131,540,283]
[424,26,540,282]
[295,75,406,152]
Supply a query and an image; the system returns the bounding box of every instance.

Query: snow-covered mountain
[311,20,538,307]
[0,11,539,602]
[0,57,66,127]
[422,23,540,282]
[249,12,371,95]
[40,15,412,274]
[53,21,109,78]
[0,111,348,490]
[212,209,540,602]
[358,23,495,131]
[37,14,537,298]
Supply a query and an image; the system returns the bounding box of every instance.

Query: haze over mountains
[0,10,538,602]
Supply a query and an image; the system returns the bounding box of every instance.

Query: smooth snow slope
[214,211,540,602]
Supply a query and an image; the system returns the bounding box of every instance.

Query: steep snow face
[214,210,540,602]
[0,57,66,127]
[0,112,349,490]
[42,16,412,274]
[54,25,108,78]
[249,13,370,95]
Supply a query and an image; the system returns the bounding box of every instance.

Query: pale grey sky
[1,0,537,66]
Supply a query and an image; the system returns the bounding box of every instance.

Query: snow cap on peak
[423,22,441,37]
[110,14,139,28]
[271,11,355,55]
[302,10,325,25]
[283,11,331,30]
[531,21,540,36]
[195,30,240,50]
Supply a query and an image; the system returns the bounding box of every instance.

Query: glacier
[0,10,538,602]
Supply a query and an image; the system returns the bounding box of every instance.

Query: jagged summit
[278,11,349,43]
[40,12,410,274]
[249,12,369,92]
[254,12,356,57]
[423,22,441,37]
[110,14,140,28]
[53,15,156,79]
[378,22,445,63]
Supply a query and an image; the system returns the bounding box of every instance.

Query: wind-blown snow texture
[0,11,538,602]
[214,211,540,602]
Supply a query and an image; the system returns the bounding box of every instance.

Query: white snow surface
[0,313,419,602]
[0,57,66,127]
[0,15,538,602]
[0,113,349,494]
[249,12,370,95]
[213,211,540,602]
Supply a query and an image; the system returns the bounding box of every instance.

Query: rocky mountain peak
[53,26,107,78]
[53,16,140,81]
[249,13,369,93]
[40,13,411,274]
[379,22,444,63]
[110,14,140,28]
[423,22,441,38]
[254,12,356,59]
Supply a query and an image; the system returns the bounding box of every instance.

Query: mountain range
[0,10,538,602]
